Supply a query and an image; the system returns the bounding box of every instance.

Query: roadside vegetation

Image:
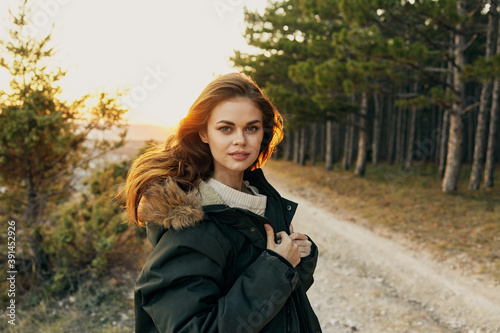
[1,276,136,333]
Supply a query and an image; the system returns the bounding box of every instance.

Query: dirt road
[265,170,500,333]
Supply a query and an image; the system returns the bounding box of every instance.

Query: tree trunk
[395,104,405,163]
[439,39,454,177]
[417,108,423,159]
[284,131,293,161]
[355,92,369,176]
[442,1,465,192]
[439,110,450,177]
[23,175,47,287]
[326,120,334,170]
[293,129,300,163]
[405,108,417,168]
[318,123,326,163]
[309,123,318,165]
[342,121,350,170]
[342,114,354,170]
[466,115,474,164]
[435,107,441,162]
[372,93,382,166]
[387,97,396,164]
[335,122,342,163]
[406,83,418,168]
[298,126,307,166]
[484,10,500,188]
[484,90,499,187]
[443,114,464,191]
[349,114,356,166]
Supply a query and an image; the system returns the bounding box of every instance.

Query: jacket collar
[138,177,229,231]
[138,168,291,232]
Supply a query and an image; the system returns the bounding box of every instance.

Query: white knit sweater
[205,178,267,217]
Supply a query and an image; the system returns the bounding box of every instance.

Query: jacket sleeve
[296,236,318,291]
[135,226,299,333]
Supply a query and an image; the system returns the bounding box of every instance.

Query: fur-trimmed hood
[138,178,225,230]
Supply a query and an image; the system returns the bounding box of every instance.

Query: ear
[199,130,209,144]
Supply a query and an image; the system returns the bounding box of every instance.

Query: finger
[276,231,289,243]
[264,224,275,249]
[292,239,311,247]
[298,249,311,257]
[289,232,308,241]
[275,232,283,244]
[289,223,294,234]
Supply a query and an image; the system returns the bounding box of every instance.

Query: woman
[123,73,322,332]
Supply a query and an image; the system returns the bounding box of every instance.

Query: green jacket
[134,169,322,333]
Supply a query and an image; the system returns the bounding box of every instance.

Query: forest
[232,0,500,192]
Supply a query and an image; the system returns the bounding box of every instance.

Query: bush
[40,161,146,297]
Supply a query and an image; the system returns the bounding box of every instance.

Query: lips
[229,151,250,160]
[229,151,249,156]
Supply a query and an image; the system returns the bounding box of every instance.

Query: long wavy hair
[121,73,284,226]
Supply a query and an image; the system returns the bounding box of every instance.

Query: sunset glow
[0,0,269,127]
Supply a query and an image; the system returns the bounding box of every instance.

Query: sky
[0,0,271,127]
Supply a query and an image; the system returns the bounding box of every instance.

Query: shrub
[40,161,146,296]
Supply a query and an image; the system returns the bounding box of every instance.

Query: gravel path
[265,170,500,333]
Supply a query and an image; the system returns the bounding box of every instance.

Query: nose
[233,130,246,146]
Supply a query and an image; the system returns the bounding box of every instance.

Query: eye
[246,126,260,132]
[218,126,232,132]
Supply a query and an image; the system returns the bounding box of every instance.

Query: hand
[265,224,301,267]
[289,223,312,258]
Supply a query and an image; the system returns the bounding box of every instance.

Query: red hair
[121,73,284,226]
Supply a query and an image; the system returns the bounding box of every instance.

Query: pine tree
[442,0,467,192]
[0,1,127,290]
[232,1,320,127]
[469,1,498,190]
[233,0,496,189]
[484,7,500,188]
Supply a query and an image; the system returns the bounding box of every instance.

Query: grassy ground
[1,271,137,333]
[264,159,500,281]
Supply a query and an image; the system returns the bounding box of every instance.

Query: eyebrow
[215,120,262,125]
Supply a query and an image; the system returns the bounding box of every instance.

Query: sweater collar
[139,170,267,232]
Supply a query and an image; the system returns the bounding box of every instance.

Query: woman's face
[199,98,264,184]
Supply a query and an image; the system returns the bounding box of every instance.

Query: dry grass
[1,270,137,333]
[265,159,500,281]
